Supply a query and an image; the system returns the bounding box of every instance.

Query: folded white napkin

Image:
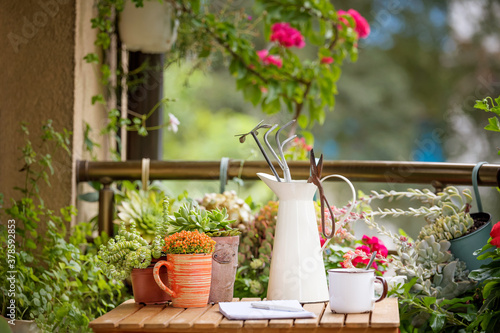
[218,300,316,320]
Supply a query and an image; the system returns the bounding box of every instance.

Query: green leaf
[423,297,436,307]
[429,313,446,332]
[26,239,37,249]
[83,53,99,64]
[30,272,40,282]
[198,44,212,58]
[138,127,148,136]
[91,94,105,105]
[297,114,309,129]
[483,280,500,298]
[474,99,489,110]
[484,117,500,132]
[243,84,262,106]
[262,97,281,114]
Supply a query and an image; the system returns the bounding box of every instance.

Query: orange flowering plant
[163,230,216,254]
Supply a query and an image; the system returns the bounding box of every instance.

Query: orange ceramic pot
[153,254,212,308]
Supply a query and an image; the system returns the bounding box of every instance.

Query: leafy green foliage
[0,122,128,332]
[395,278,475,333]
[475,96,500,154]
[174,0,360,131]
[467,240,500,332]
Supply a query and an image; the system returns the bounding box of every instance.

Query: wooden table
[89,298,399,332]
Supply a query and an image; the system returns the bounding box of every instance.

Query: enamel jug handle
[319,174,356,252]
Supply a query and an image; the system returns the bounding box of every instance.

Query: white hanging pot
[118,0,178,54]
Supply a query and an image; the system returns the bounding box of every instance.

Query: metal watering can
[257,165,356,302]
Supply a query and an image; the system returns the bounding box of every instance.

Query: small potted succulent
[97,204,171,304]
[153,230,216,308]
[165,203,241,303]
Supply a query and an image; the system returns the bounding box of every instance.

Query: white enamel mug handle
[319,174,356,252]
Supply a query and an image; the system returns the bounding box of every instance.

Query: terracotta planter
[209,236,240,303]
[450,212,493,271]
[130,258,170,304]
[154,254,212,308]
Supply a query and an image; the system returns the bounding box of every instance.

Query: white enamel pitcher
[257,173,356,303]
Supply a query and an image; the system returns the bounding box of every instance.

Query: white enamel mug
[328,268,388,313]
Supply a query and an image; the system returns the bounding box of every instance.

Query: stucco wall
[0,1,76,213]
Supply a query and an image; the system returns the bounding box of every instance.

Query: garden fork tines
[236,120,281,182]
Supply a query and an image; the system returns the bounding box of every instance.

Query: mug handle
[153,260,177,298]
[319,174,356,251]
[373,276,388,303]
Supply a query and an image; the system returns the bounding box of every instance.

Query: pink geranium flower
[320,57,334,64]
[256,49,283,68]
[337,9,370,39]
[362,235,388,257]
[270,22,305,48]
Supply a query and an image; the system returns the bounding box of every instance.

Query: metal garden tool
[307,149,357,252]
[264,120,296,182]
[236,120,281,182]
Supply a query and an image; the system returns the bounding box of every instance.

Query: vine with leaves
[84,0,369,154]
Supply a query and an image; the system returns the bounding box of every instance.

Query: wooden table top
[89,297,399,333]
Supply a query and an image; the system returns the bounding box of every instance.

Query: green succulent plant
[235,201,279,298]
[98,200,171,280]
[417,187,474,242]
[198,191,255,228]
[392,235,474,299]
[347,186,478,299]
[116,189,171,243]
[166,202,241,237]
[361,186,475,243]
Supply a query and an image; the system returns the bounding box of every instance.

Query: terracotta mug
[153,253,212,308]
[328,268,388,313]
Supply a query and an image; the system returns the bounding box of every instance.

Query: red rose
[491,222,500,247]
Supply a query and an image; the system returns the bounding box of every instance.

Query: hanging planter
[118,0,178,54]
[209,235,240,303]
[450,212,493,271]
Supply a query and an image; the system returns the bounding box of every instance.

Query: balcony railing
[76,160,500,235]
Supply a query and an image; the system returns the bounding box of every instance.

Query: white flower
[167,113,180,133]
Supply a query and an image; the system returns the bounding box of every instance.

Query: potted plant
[361,186,492,271]
[97,211,171,304]
[115,188,169,243]
[165,203,241,302]
[153,230,216,308]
